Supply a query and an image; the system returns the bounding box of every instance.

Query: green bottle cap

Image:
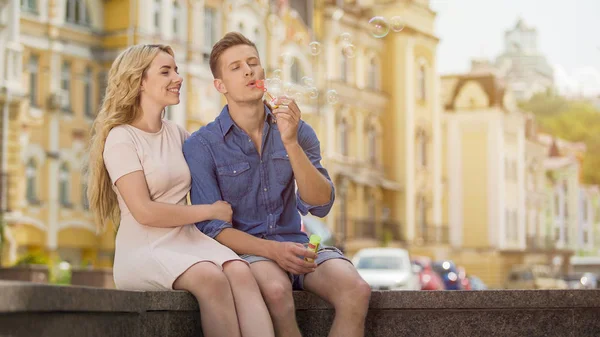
[309,234,321,245]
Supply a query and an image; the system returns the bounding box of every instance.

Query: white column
[432,74,442,227]
[517,122,526,249]
[497,117,506,249]
[404,37,415,242]
[447,117,461,247]
[487,119,497,247]
[46,45,62,252]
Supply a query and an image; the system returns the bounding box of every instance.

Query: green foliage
[520,92,600,185]
[14,251,49,266]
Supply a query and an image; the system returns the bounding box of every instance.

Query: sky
[429,0,600,96]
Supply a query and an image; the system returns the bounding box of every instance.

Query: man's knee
[334,276,372,313]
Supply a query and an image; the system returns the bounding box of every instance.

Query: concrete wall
[2,281,600,336]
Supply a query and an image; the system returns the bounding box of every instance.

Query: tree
[520,92,600,185]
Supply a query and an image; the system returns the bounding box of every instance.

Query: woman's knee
[174,262,230,297]
[222,260,253,284]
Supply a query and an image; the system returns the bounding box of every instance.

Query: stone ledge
[2,280,600,312]
[2,281,600,337]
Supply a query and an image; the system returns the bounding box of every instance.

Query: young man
[182,32,371,337]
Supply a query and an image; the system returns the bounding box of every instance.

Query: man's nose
[244,64,254,77]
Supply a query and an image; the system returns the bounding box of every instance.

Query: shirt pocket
[272,150,293,185]
[217,161,252,202]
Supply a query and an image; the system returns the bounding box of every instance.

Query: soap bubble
[308,87,319,99]
[283,82,295,96]
[294,91,304,104]
[281,53,294,67]
[340,32,352,44]
[390,16,404,32]
[301,76,314,87]
[268,78,283,96]
[326,89,339,105]
[368,16,389,38]
[309,41,321,56]
[342,44,356,58]
[272,69,282,79]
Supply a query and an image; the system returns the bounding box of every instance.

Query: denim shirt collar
[218,104,275,137]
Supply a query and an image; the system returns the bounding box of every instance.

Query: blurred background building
[0,0,599,289]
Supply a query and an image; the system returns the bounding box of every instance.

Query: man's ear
[213,79,227,94]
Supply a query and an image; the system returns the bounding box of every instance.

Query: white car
[352,247,420,291]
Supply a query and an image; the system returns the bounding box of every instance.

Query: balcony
[416,225,450,244]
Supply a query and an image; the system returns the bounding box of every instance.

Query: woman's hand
[211,200,233,223]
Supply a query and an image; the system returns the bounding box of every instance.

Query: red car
[412,256,445,290]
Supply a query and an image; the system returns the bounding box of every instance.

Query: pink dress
[103,119,245,290]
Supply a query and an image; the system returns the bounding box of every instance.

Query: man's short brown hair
[209,32,258,79]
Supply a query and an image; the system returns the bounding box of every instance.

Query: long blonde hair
[86,44,174,231]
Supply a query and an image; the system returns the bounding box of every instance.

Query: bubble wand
[255,79,279,109]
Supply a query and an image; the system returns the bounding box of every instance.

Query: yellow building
[1,0,445,266]
[440,72,568,288]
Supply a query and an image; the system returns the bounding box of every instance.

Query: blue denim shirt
[182,104,335,244]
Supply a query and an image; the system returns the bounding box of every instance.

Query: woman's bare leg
[173,262,241,337]
[223,261,275,337]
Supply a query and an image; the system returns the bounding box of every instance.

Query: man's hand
[271,241,318,275]
[272,96,301,146]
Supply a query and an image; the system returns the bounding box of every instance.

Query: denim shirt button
[264,188,267,192]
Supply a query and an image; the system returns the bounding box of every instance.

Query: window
[28,55,39,107]
[21,0,37,13]
[289,0,312,28]
[26,158,37,204]
[61,61,72,111]
[66,0,90,26]
[59,163,71,207]
[338,188,347,239]
[418,64,426,100]
[203,7,217,61]
[154,0,161,31]
[418,196,427,235]
[340,119,348,156]
[417,131,427,167]
[172,1,180,36]
[291,60,302,84]
[98,71,108,104]
[368,125,377,166]
[368,196,376,221]
[84,67,93,118]
[164,106,173,120]
[82,183,89,210]
[340,53,348,82]
[368,57,379,90]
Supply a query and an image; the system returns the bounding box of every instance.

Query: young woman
[86,44,274,337]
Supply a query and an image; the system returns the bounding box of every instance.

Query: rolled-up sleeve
[182,135,232,239]
[295,122,335,217]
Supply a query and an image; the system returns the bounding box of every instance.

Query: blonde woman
[86,44,274,337]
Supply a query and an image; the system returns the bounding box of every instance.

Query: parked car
[432,261,462,290]
[563,272,598,289]
[468,275,488,290]
[504,265,568,290]
[457,266,472,290]
[411,256,444,290]
[353,248,420,291]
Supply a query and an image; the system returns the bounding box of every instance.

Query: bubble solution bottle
[305,234,321,263]
[255,79,280,108]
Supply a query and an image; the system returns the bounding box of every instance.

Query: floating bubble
[294,91,304,104]
[309,41,321,56]
[301,76,314,87]
[326,89,339,105]
[268,78,283,96]
[272,69,282,79]
[340,32,352,44]
[390,16,404,32]
[281,53,294,67]
[283,82,295,96]
[308,87,319,99]
[342,44,356,58]
[368,16,390,38]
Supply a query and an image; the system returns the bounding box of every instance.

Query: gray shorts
[240,245,352,290]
